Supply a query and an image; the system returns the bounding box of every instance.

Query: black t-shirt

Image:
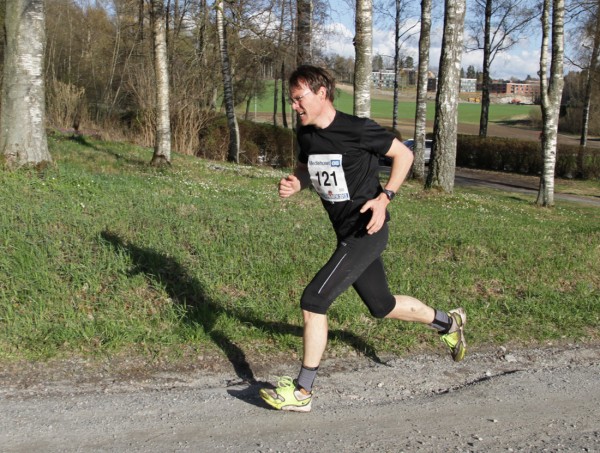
[297,110,396,238]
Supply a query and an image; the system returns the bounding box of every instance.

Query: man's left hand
[360,194,389,235]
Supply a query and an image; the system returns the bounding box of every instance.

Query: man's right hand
[279,174,301,198]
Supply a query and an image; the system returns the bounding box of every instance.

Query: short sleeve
[298,148,308,164]
[362,119,396,156]
[296,131,309,164]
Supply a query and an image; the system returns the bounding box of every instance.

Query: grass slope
[0,135,598,365]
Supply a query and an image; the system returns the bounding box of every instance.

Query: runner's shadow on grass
[66,135,148,167]
[100,230,259,385]
[100,231,386,388]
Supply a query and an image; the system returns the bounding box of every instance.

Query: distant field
[248,81,538,125]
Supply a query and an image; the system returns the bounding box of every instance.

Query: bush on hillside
[197,116,295,167]
[239,121,296,168]
[457,135,600,179]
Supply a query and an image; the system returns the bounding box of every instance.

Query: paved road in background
[454,167,600,207]
[378,165,600,207]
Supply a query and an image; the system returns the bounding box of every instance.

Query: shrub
[197,115,229,161]
[239,121,296,167]
[46,79,87,131]
[197,116,295,167]
[457,135,600,179]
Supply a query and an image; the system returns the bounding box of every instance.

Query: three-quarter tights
[300,223,396,318]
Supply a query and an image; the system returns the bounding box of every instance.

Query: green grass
[250,81,539,124]
[1,135,598,366]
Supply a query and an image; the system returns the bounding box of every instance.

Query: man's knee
[300,287,331,315]
[366,296,396,319]
[370,306,392,319]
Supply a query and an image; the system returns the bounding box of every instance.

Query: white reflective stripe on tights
[318,253,348,294]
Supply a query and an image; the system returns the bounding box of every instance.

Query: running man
[260,65,466,412]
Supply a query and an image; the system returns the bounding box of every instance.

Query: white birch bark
[150,0,172,166]
[580,3,600,148]
[537,0,565,207]
[1,0,51,169]
[426,0,466,193]
[297,0,313,66]
[216,0,240,163]
[354,0,373,118]
[413,0,432,181]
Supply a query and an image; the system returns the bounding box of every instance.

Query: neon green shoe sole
[259,376,312,412]
[441,307,467,362]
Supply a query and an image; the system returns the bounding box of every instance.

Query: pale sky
[320,1,545,81]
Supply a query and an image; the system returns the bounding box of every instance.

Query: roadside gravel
[1,343,598,452]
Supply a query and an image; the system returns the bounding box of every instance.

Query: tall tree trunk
[150,0,172,166]
[273,77,279,126]
[245,96,252,121]
[478,0,492,138]
[216,0,240,163]
[537,0,565,207]
[197,0,208,63]
[426,0,466,193]
[277,2,288,128]
[138,0,144,42]
[392,0,402,131]
[580,5,600,148]
[1,0,51,169]
[354,0,373,118]
[281,62,288,128]
[413,0,432,181]
[297,0,312,66]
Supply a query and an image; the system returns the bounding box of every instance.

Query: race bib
[307,154,350,202]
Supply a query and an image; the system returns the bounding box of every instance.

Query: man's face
[289,82,326,127]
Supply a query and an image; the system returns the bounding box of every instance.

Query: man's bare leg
[302,310,328,368]
[384,295,436,323]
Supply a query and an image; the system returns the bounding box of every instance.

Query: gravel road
[2,344,598,452]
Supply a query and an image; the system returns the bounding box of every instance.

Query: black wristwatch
[383,189,395,201]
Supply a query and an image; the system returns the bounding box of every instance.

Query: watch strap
[383,189,395,201]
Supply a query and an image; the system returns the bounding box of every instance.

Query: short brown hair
[289,65,336,102]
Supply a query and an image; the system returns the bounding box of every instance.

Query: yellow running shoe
[259,376,312,412]
[440,307,467,362]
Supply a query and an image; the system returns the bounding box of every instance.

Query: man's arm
[279,162,310,198]
[382,138,414,193]
[360,138,414,234]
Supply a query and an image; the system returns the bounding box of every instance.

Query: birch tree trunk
[413,0,432,181]
[216,0,240,163]
[392,0,402,131]
[580,4,600,148]
[537,0,565,207]
[354,0,373,118]
[425,0,466,193]
[1,0,51,169]
[297,0,313,66]
[478,0,492,138]
[150,0,172,166]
